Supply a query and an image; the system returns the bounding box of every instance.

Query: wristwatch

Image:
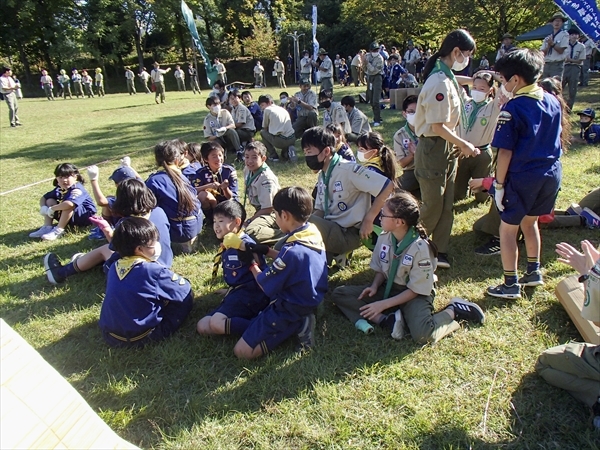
[578,274,589,283]
[493,180,504,190]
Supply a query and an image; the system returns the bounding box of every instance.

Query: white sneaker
[29,225,53,238]
[373,122,381,127]
[120,156,131,167]
[71,252,85,262]
[391,309,406,340]
[41,227,65,241]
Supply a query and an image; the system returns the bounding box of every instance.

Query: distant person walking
[1,67,21,127]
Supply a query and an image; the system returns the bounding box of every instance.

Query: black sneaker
[296,314,316,351]
[379,313,396,332]
[518,270,544,287]
[449,298,485,324]
[44,253,65,285]
[437,253,451,269]
[474,237,501,256]
[486,283,521,299]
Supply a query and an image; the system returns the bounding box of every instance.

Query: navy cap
[578,108,595,119]
[109,166,138,184]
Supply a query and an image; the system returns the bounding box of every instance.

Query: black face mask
[580,121,590,127]
[319,101,331,109]
[305,152,324,171]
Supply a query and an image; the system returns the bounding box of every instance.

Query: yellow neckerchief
[285,223,325,252]
[514,84,544,101]
[157,164,182,174]
[362,155,383,172]
[212,230,244,280]
[179,159,190,170]
[115,255,152,280]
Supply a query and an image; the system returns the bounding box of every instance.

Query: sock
[58,261,78,279]
[504,270,518,286]
[526,257,540,274]
[227,317,251,335]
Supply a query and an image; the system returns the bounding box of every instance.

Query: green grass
[0,80,599,449]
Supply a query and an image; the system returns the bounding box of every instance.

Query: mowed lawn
[0,80,599,449]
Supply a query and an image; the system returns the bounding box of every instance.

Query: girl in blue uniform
[99,217,193,348]
[44,179,173,285]
[196,200,269,336]
[181,142,204,188]
[30,163,96,241]
[146,140,203,252]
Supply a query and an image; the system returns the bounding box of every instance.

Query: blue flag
[181,1,219,86]
[554,0,600,46]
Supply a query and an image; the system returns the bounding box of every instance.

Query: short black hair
[494,48,544,85]
[53,163,84,186]
[301,126,336,152]
[279,91,289,98]
[340,95,355,108]
[318,90,333,100]
[206,95,220,106]
[213,80,225,89]
[273,187,313,223]
[241,90,252,98]
[402,95,418,111]
[229,88,241,98]
[112,179,157,217]
[213,199,246,223]
[112,217,159,257]
[258,94,273,105]
[200,141,224,160]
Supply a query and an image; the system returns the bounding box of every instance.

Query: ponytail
[422,51,441,81]
[154,140,198,215]
[379,145,397,183]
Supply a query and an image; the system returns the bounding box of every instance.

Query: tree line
[0,0,557,86]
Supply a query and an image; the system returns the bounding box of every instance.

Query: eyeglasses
[380,209,396,219]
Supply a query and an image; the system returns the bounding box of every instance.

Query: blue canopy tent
[516,24,555,41]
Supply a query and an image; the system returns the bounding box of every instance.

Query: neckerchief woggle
[243,164,269,207]
[383,227,418,299]
[428,59,468,129]
[321,153,341,216]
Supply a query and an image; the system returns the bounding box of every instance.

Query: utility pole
[287,31,304,84]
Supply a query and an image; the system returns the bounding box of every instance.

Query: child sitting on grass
[232,186,328,359]
[180,141,204,188]
[242,141,283,245]
[99,217,193,348]
[30,163,96,241]
[486,49,565,299]
[326,123,355,162]
[196,200,269,336]
[330,192,485,341]
[196,142,238,223]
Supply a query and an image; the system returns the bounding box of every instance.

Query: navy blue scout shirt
[99,258,191,337]
[492,91,562,174]
[222,233,266,286]
[582,123,600,144]
[247,102,263,131]
[256,223,328,310]
[43,182,97,226]
[197,164,239,201]
[181,161,203,188]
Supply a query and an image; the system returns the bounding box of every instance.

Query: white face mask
[405,113,416,126]
[452,52,470,71]
[500,83,514,99]
[280,97,288,104]
[211,105,221,115]
[149,241,162,262]
[471,90,488,103]
[357,151,369,162]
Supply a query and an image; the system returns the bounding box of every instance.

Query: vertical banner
[312,5,319,84]
[181,0,219,86]
[554,0,600,46]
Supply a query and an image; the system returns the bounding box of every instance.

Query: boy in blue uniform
[232,187,328,359]
[99,217,193,347]
[196,200,269,336]
[577,108,600,144]
[487,49,563,299]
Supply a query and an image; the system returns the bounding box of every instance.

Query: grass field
[0,80,599,449]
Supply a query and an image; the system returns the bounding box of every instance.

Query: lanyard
[243,164,268,206]
[465,99,490,132]
[429,60,467,129]
[321,153,341,216]
[383,227,418,299]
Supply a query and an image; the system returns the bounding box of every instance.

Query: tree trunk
[175,11,188,62]
[17,42,32,85]
[135,28,145,70]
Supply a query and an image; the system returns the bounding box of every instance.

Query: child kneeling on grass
[330,192,485,342]
[30,163,97,241]
[196,199,269,336]
[99,217,193,348]
[486,49,565,299]
[232,186,328,359]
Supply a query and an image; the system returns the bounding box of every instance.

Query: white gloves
[215,127,227,137]
[40,206,49,216]
[87,165,99,181]
[120,156,131,167]
[46,206,55,217]
[494,187,505,212]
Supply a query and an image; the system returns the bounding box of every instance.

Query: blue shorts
[241,300,312,353]
[501,161,562,225]
[169,213,203,243]
[209,282,270,319]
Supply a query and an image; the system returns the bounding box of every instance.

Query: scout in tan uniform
[413,29,479,269]
[341,95,371,142]
[541,12,569,80]
[203,95,241,154]
[537,240,600,429]
[125,67,136,95]
[242,142,283,244]
[302,126,394,259]
[562,28,586,111]
[319,90,351,134]
[273,56,286,88]
[257,94,297,162]
[228,90,256,145]
[151,62,171,103]
[289,79,319,138]
[94,68,105,97]
[365,41,384,126]
[330,192,485,339]
[393,95,419,196]
[40,70,54,100]
[455,72,503,203]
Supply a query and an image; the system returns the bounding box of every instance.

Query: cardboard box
[390,88,421,109]
[555,275,600,344]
